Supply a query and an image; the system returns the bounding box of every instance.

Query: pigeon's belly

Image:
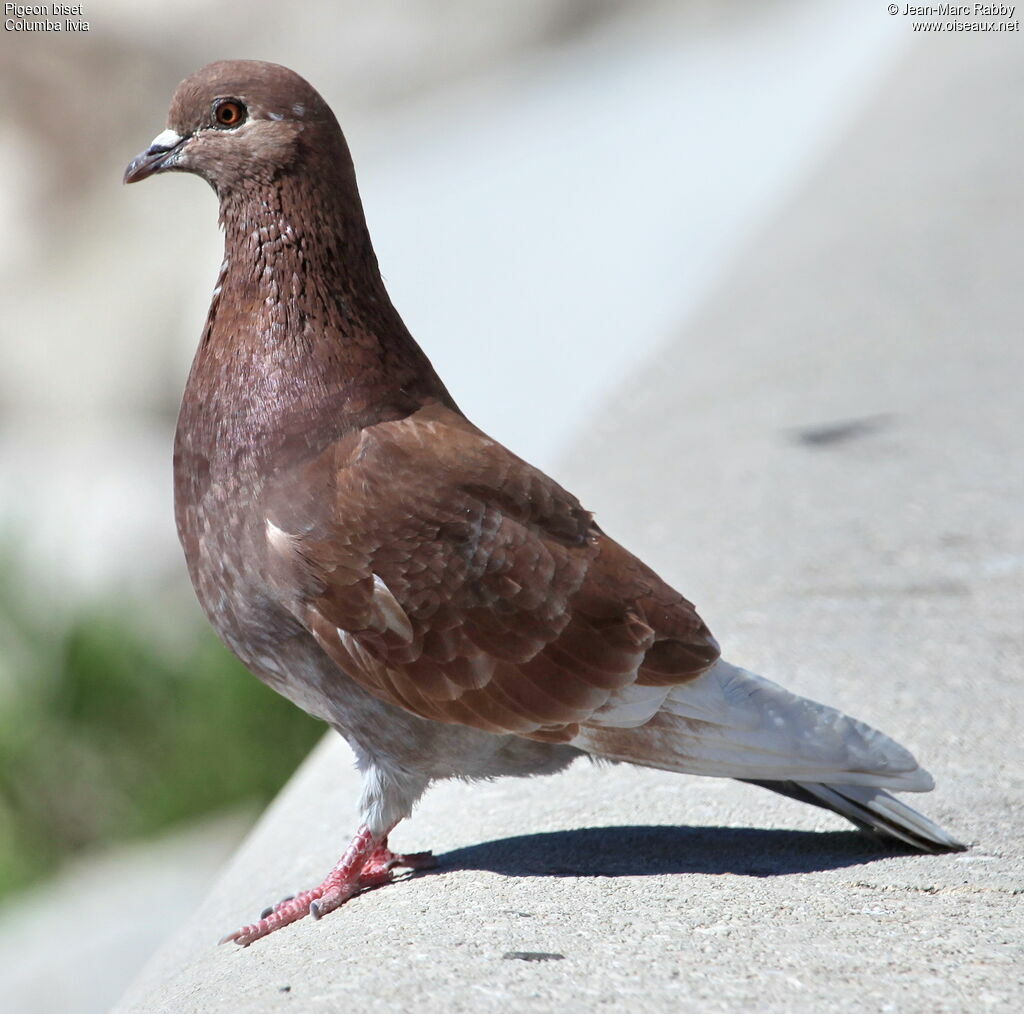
[263,631,584,780]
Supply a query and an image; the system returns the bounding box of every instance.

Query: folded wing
[261,401,720,742]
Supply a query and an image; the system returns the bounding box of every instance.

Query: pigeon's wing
[262,401,720,742]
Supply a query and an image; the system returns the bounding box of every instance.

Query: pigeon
[124,60,966,946]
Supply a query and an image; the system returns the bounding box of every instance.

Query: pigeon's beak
[123,128,189,184]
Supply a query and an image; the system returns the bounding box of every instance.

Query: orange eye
[213,99,246,128]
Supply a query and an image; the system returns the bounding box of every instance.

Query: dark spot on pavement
[791,414,894,447]
[503,951,565,962]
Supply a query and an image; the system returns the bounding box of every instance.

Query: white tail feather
[577,663,966,852]
[575,659,964,852]
[576,659,932,790]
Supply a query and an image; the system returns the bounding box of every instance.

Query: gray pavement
[114,31,1023,1014]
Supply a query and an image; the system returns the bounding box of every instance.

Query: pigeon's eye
[213,99,246,128]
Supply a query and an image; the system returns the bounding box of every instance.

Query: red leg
[220,825,435,947]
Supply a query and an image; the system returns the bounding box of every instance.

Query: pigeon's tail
[740,779,966,853]
[573,658,966,852]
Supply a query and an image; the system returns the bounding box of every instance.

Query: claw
[260,893,296,918]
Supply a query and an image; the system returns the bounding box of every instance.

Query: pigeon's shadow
[433,825,905,879]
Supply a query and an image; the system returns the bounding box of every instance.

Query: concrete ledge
[116,32,1023,1014]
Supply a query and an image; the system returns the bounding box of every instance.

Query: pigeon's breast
[172,386,292,664]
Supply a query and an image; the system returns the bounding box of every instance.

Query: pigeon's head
[124,60,340,193]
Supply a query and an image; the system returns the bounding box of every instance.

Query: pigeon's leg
[220,824,434,947]
[222,761,433,945]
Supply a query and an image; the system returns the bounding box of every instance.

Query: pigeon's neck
[218,168,385,312]
[195,169,455,440]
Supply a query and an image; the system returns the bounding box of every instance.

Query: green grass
[0,588,323,900]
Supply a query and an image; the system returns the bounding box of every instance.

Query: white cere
[150,128,182,150]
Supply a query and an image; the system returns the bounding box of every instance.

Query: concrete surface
[113,29,1022,1014]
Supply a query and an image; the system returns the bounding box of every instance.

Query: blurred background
[0,1,1019,1011]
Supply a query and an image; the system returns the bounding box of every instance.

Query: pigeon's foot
[220,825,436,946]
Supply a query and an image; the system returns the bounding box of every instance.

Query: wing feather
[263,402,720,740]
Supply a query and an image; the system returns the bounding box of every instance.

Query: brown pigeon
[124,60,965,946]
